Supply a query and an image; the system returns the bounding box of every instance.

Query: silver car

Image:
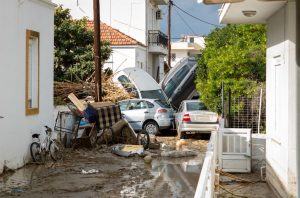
[118,99,174,135]
[175,100,219,138]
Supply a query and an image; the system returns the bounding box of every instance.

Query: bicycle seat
[32,133,40,138]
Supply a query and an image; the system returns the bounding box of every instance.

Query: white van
[113,67,171,108]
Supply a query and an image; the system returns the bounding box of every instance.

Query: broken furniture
[54,104,97,148]
[84,102,138,145]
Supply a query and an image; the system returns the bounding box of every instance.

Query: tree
[196,24,266,113]
[54,6,112,82]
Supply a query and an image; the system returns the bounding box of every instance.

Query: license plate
[186,132,195,134]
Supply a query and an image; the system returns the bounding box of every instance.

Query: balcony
[148,30,168,55]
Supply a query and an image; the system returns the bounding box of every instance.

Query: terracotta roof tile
[87,21,145,47]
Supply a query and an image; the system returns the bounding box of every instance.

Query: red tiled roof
[86,21,145,47]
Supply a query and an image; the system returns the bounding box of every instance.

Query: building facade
[0,0,55,174]
[217,1,298,196]
[53,0,168,82]
[171,35,204,67]
[87,21,147,74]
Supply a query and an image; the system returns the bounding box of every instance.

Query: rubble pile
[54,75,133,105]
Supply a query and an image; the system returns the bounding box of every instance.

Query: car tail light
[157,108,168,113]
[182,114,191,122]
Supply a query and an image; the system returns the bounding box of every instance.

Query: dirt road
[0,136,208,198]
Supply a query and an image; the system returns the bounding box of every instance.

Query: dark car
[160,57,197,109]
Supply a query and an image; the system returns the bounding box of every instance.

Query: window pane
[146,101,154,108]
[28,37,39,109]
[118,75,139,98]
[26,30,39,115]
[118,101,129,111]
[186,102,208,111]
[140,89,170,108]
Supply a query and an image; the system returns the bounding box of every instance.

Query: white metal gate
[219,128,252,173]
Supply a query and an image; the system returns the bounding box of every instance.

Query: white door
[218,128,252,173]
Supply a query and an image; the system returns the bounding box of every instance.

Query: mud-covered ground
[0,135,209,198]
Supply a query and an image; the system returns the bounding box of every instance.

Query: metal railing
[194,131,218,198]
[148,30,168,47]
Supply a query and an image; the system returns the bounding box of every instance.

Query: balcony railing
[148,30,168,48]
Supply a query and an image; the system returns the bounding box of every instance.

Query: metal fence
[225,88,266,133]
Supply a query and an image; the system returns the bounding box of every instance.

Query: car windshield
[186,102,208,111]
[118,75,139,98]
[164,79,177,98]
[140,89,170,108]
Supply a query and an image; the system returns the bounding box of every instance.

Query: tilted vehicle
[160,57,198,109]
[118,99,174,135]
[175,100,219,138]
[113,67,171,108]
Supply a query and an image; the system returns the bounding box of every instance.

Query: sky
[161,0,221,40]
[53,0,221,41]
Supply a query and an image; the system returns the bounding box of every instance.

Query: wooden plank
[68,93,86,112]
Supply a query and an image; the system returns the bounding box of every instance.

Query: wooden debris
[54,75,134,105]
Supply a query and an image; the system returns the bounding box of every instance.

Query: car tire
[143,121,159,135]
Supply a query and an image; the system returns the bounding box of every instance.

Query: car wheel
[143,121,159,135]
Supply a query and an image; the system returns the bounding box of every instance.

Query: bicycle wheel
[30,142,42,163]
[137,130,150,149]
[49,140,63,161]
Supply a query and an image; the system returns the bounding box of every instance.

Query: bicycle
[30,126,63,163]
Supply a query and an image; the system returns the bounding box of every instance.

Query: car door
[122,100,147,131]
[145,101,156,120]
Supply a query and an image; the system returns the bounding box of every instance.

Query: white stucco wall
[266,2,297,196]
[0,0,54,173]
[103,45,147,73]
[171,50,188,67]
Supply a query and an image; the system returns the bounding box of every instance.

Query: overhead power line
[174,7,196,35]
[172,2,221,27]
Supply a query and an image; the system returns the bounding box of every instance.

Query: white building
[0,0,55,174]
[87,21,147,74]
[171,35,205,67]
[214,0,299,197]
[53,0,168,82]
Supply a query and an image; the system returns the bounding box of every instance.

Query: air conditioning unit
[156,10,162,20]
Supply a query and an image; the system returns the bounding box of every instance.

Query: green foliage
[54,6,112,82]
[196,24,266,113]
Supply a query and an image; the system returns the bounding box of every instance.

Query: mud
[0,137,208,198]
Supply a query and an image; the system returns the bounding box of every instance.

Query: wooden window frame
[25,30,40,116]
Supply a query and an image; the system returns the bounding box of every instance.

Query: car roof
[122,67,161,91]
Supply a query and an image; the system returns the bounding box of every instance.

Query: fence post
[221,81,224,118]
[228,88,231,128]
[257,88,263,134]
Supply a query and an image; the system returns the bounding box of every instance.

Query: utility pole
[93,0,102,102]
[168,0,172,68]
